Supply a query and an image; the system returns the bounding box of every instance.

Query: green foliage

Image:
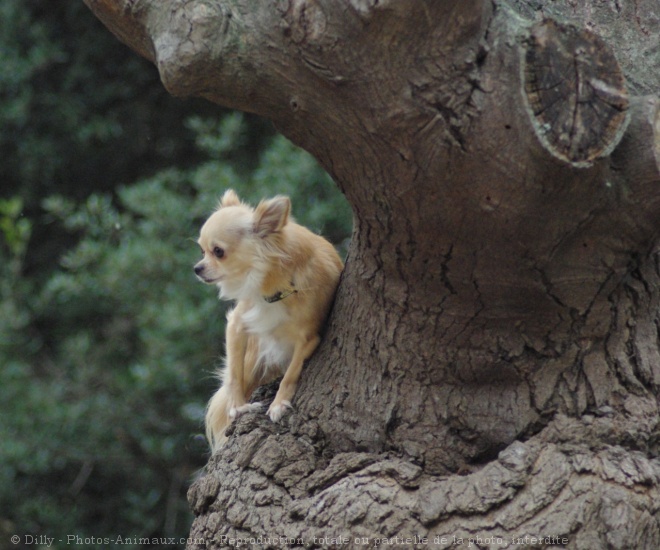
[2,1,220,198]
[0,103,351,547]
[0,198,31,261]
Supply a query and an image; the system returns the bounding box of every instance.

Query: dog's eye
[213,247,225,259]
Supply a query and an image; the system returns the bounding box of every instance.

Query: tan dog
[194,190,343,451]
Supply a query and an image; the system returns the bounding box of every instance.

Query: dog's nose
[194,264,204,275]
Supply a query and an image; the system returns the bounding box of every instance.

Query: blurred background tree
[0,2,351,548]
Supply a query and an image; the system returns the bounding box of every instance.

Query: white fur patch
[242,300,288,333]
[257,336,294,374]
[218,269,263,301]
[241,300,293,372]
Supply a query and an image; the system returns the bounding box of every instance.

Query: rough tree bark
[84,0,660,547]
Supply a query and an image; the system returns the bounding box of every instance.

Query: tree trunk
[84,0,660,547]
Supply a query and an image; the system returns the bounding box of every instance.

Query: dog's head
[194,189,291,298]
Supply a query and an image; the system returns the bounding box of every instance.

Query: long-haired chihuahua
[194,190,343,452]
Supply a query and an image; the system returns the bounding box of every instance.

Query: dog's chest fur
[241,299,294,371]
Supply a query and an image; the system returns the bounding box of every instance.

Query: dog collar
[264,284,297,303]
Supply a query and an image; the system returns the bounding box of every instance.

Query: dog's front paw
[267,400,292,422]
[230,402,263,419]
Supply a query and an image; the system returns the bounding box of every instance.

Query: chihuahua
[194,189,343,451]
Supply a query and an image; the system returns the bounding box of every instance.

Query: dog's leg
[222,311,253,418]
[231,334,263,417]
[267,334,320,422]
[205,311,253,451]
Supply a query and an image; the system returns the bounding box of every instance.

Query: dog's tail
[205,384,231,452]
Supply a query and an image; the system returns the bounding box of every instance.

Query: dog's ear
[254,196,290,236]
[219,189,241,209]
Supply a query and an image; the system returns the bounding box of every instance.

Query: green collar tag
[264,285,297,303]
